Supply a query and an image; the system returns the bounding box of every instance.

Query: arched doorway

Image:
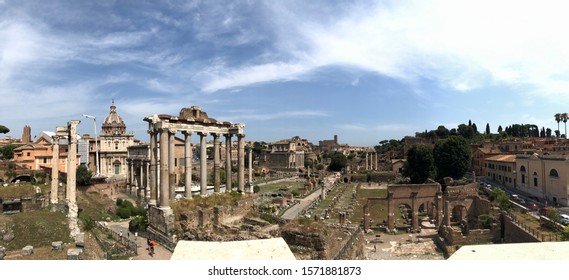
[451,205,468,225]
[396,203,413,230]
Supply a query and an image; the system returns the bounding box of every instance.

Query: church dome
[102,100,126,135]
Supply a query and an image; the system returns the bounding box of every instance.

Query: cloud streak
[195,0,569,103]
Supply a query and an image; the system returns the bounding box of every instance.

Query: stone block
[67,248,83,260]
[75,233,85,247]
[0,246,5,260]
[52,241,64,251]
[22,245,33,256]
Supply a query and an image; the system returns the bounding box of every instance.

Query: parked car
[539,207,553,216]
[560,214,569,225]
[527,203,539,211]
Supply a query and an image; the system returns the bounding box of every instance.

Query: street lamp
[82,114,100,177]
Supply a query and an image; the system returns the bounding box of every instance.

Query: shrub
[81,216,95,231]
[129,215,147,233]
[116,207,132,219]
[253,185,260,193]
[116,198,124,206]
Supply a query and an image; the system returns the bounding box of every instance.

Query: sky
[2,0,569,146]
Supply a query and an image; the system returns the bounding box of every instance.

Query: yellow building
[516,153,569,206]
[485,154,516,189]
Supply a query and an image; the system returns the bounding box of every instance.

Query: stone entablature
[144,106,247,246]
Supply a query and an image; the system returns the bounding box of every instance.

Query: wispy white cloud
[196,0,569,103]
[220,110,328,121]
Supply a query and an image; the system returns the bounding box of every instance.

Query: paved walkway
[281,175,337,220]
[105,220,173,260]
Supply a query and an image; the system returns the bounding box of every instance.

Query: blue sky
[1,0,569,146]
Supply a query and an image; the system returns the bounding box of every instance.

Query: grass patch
[349,186,388,225]
[0,182,51,198]
[257,181,306,194]
[0,209,73,250]
[77,191,119,222]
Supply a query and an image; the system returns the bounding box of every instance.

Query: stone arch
[450,205,468,224]
[550,169,559,177]
[395,203,413,229]
[11,175,31,183]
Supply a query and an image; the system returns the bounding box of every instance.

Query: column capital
[237,134,245,139]
[198,131,208,136]
[182,130,193,136]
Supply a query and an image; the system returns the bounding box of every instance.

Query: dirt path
[105,220,172,260]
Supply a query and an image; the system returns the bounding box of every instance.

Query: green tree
[375,139,404,157]
[434,135,471,179]
[316,163,324,171]
[76,164,92,186]
[435,125,450,138]
[457,124,474,139]
[0,125,9,134]
[0,144,17,159]
[491,188,511,209]
[327,152,347,172]
[485,123,490,135]
[403,144,436,183]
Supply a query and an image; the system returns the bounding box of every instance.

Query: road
[281,175,337,220]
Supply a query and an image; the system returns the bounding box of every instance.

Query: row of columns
[127,159,150,200]
[364,152,379,170]
[50,120,80,206]
[149,127,249,209]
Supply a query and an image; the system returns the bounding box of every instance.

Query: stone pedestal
[147,206,176,251]
[52,241,64,251]
[67,248,83,260]
[22,245,33,256]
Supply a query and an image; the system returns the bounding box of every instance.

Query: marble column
[149,129,157,206]
[199,132,207,195]
[145,160,151,201]
[213,133,221,193]
[184,131,192,198]
[50,135,60,204]
[411,192,419,230]
[365,153,369,170]
[225,134,232,191]
[159,128,170,208]
[248,145,253,193]
[375,153,378,171]
[66,120,80,204]
[387,192,394,231]
[237,134,245,192]
[169,130,176,200]
[128,160,134,194]
[139,162,144,198]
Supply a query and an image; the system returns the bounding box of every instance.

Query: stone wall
[437,225,500,257]
[177,199,255,229]
[502,213,541,243]
[281,226,365,260]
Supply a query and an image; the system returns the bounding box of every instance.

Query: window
[550,169,559,177]
[27,152,30,156]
